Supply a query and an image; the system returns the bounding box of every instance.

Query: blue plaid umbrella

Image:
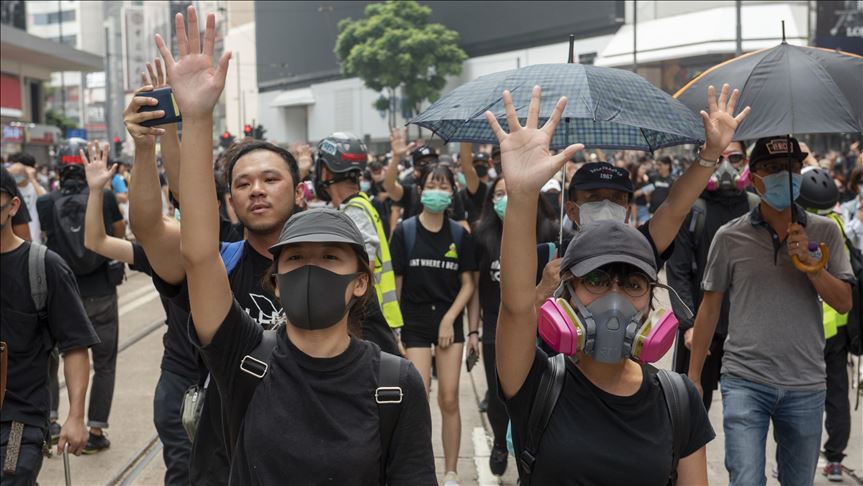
[409,63,704,152]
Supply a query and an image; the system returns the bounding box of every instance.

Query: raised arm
[82,141,134,264]
[125,82,186,284]
[385,129,414,202]
[459,143,480,195]
[687,290,723,397]
[649,84,750,253]
[488,87,583,399]
[158,6,233,345]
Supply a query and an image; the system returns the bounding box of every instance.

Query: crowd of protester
[2,6,862,486]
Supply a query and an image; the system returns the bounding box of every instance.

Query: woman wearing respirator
[488,86,715,485]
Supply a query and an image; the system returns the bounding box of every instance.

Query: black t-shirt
[394,184,467,221]
[129,243,200,380]
[649,175,675,214]
[36,188,124,297]
[390,217,477,314]
[459,182,488,225]
[196,302,435,485]
[366,182,393,240]
[504,348,715,485]
[0,242,99,429]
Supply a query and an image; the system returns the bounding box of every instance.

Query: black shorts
[401,303,465,348]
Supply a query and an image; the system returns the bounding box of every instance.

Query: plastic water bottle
[808,242,822,262]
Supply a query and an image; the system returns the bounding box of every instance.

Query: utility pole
[104,24,112,143]
[735,0,742,56]
[58,0,67,119]
[632,0,638,73]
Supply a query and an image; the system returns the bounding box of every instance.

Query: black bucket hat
[268,208,368,263]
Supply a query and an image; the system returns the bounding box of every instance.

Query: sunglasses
[577,269,652,298]
[722,153,745,164]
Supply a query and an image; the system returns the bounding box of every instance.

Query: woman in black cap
[163,8,434,484]
[486,86,714,485]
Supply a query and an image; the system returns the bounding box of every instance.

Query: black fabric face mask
[276,265,359,330]
[474,164,489,178]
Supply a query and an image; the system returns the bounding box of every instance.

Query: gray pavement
[37,270,863,485]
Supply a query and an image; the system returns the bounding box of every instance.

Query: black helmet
[57,137,88,182]
[410,145,437,167]
[314,132,368,201]
[798,167,839,211]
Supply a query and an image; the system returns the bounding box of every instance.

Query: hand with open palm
[699,84,751,160]
[155,6,231,119]
[81,141,117,192]
[484,86,584,198]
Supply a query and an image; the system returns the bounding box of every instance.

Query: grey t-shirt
[702,207,853,390]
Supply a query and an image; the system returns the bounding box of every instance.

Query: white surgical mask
[576,200,627,227]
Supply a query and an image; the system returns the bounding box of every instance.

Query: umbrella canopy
[674,43,863,140]
[409,63,704,152]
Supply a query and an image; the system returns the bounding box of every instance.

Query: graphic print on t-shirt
[243,293,281,328]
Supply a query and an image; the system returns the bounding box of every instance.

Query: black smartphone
[136,87,182,127]
[465,347,479,372]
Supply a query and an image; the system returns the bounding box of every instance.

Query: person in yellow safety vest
[798,166,852,482]
[314,132,405,353]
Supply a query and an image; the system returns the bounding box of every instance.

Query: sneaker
[489,445,508,476]
[443,471,459,486]
[823,462,843,482]
[83,432,111,454]
[49,421,61,445]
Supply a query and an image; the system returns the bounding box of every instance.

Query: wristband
[697,155,719,168]
[468,330,479,337]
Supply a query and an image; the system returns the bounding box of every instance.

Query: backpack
[401,216,464,260]
[229,332,407,485]
[835,225,863,357]
[49,190,107,275]
[29,243,49,320]
[517,354,691,486]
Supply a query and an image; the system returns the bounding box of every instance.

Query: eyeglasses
[722,153,745,164]
[577,269,651,297]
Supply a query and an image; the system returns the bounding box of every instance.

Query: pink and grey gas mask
[706,159,749,192]
[538,282,691,364]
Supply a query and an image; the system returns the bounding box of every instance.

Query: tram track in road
[105,433,162,486]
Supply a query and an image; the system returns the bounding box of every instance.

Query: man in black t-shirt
[458,150,492,225]
[648,156,676,215]
[1,167,99,483]
[36,155,124,452]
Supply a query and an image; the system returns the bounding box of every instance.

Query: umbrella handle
[791,242,829,273]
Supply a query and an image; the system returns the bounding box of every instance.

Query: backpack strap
[402,217,417,258]
[519,353,566,485]
[219,241,245,276]
[227,328,279,451]
[690,198,706,243]
[376,351,405,485]
[28,243,48,319]
[656,369,690,486]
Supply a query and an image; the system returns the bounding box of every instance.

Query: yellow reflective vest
[823,212,848,340]
[344,193,404,329]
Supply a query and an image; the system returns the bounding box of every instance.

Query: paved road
[38,271,863,485]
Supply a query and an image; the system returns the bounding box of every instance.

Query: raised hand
[390,128,416,160]
[484,86,583,198]
[81,141,117,191]
[141,58,168,89]
[700,84,751,160]
[123,86,166,147]
[155,6,231,119]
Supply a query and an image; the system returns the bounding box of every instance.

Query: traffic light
[253,124,266,140]
[113,136,122,157]
[220,131,235,149]
[243,124,253,138]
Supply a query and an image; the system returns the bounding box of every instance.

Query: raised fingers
[717,84,730,112]
[485,111,506,142]
[186,6,201,55]
[203,13,216,57]
[726,88,740,114]
[146,62,158,86]
[526,85,541,129]
[155,58,165,85]
[155,34,175,69]
[174,13,187,57]
[733,105,752,124]
[503,90,520,132]
[541,96,568,137]
[706,85,717,114]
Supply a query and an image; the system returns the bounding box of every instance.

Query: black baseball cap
[473,153,490,163]
[749,136,807,169]
[269,208,368,263]
[561,220,657,280]
[0,166,18,197]
[411,145,438,164]
[570,162,634,194]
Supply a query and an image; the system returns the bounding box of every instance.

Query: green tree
[45,108,78,132]
[335,1,467,130]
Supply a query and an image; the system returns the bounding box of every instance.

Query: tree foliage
[335,1,467,128]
